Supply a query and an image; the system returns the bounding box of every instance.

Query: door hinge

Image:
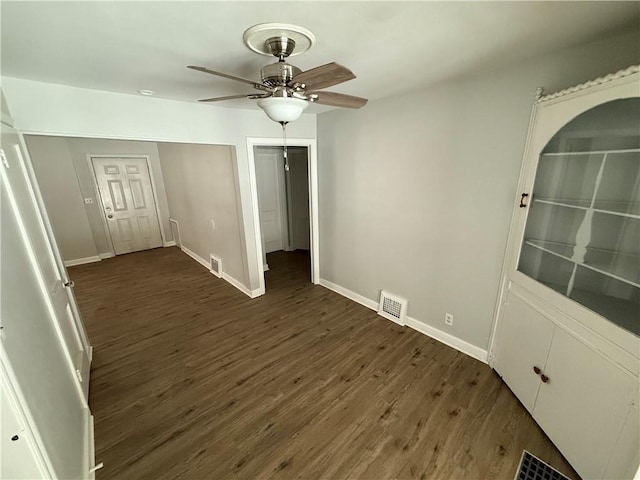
[64,280,75,288]
[75,369,83,382]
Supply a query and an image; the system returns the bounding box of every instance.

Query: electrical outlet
[84,198,94,204]
[445,313,454,326]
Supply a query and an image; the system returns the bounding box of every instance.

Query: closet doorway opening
[247,138,319,293]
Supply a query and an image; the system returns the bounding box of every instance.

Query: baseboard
[180,246,210,270]
[180,246,257,298]
[318,278,379,310]
[318,278,488,364]
[222,272,262,298]
[163,240,176,247]
[64,255,102,267]
[405,317,488,364]
[98,252,113,260]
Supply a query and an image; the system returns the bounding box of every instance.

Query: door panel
[92,157,163,255]
[255,152,286,254]
[604,403,639,480]
[1,125,89,399]
[533,328,636,479]
[493,292,555,413]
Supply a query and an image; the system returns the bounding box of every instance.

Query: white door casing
[255,150,287,254]
[1,125,90,401]
[91,156,163,255]
[247,137,320,295]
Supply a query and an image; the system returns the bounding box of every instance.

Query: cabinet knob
[533,366,541,375]
[519,193,530,208]
[541,374,549,383]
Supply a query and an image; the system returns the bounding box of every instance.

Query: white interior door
[92,157,163,255]
[1,122,89,478]
[255,150,287,254]
[1,124,90,399]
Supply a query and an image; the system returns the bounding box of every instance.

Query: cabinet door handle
[519,193,529,208]
[533,366,541,375]
[540,374,549,383]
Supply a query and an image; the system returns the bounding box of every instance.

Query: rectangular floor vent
[378,291,407,326]
[209,254,222,278]
[515,451,572,480]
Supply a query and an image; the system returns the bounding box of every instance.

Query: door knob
[533,366,541,375]
[107,214,113,218]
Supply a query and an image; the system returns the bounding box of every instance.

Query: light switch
[84,198,94,204]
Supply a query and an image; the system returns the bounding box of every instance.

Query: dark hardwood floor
[70,247,577,480]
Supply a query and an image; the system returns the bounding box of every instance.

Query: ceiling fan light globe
[257,97,309,123]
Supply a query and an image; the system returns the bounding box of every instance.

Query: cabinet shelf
[524,239,640,289]
[533,198,640,219]
[541,147,640,157]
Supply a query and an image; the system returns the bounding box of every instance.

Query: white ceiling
[2,1,638,113]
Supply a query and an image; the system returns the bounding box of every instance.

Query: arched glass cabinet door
[517,98,639,335]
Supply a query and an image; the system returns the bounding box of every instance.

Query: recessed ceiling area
[1,1,638,113]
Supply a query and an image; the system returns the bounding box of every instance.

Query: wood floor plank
[69,247,579,479]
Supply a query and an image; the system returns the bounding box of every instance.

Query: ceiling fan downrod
[280,121,290,172]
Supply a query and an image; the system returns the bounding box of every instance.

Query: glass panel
[518,244,575,296]
[586,214,640,285]
[569,267,639,336]
[594,151,640,215]
[521,202,585,246]
[533,153,603,207]
[518,98,640,336]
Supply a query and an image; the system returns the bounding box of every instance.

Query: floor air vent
[515,451,571,480]
[378,291,407,326]
[209,254,222,278]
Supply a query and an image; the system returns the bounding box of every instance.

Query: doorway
[247,138,319,293]
[90,156,164,255]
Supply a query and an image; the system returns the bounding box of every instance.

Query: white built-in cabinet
[491,67,640,480]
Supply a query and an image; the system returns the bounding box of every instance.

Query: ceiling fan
[187,23,368,124]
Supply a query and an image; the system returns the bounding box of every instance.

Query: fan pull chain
[281,121,290,172]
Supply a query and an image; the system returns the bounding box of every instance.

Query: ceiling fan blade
[292,62,356,90]
[188,65,268,90]
[198,93,269,103]
[309,91,368,109]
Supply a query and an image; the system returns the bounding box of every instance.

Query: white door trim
[86,154,167,255]
[246,137,319,294]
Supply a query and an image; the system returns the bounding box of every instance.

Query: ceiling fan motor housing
[260,62,302,87]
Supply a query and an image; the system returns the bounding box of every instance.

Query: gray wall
[158,142,249,286]
[288,147,310,251]
[25,136,172,260]
[25,136,98,260]
[317,32,640,351]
